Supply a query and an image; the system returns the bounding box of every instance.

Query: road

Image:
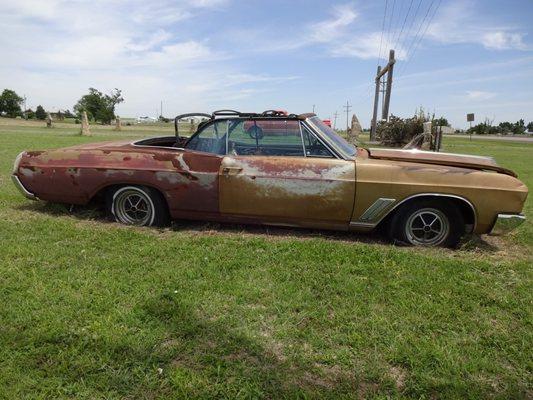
[444,134,533,143]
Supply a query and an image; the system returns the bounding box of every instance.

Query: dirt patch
[389,365,407,390]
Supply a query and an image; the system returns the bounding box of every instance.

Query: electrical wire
[377,0,389,67]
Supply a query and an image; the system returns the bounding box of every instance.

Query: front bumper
[11,175,38,200]
[490,213,526,235]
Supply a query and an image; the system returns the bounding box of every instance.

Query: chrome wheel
[112,187,155,226]
[405,208,449,246]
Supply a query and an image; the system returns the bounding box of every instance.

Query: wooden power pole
[370,49,396,141]
[343,101,352,133]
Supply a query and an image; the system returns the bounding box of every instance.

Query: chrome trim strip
[350,193,477,231]
[359,198,396,222]
[489,213,525,236]
[11,175,38,200]
[349,221,375,228]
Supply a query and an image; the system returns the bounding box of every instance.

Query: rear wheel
[389,199,464,247]
[106,185,169,227]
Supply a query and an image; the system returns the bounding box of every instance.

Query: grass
[0,118,531,399]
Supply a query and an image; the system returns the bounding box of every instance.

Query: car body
[12,110,528,246]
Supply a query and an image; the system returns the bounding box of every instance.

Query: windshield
[308,116,356,158]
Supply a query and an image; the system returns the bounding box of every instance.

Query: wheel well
[378,195,476,233]
[91,184,170,214]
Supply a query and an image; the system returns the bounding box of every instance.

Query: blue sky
[1,0,532,128]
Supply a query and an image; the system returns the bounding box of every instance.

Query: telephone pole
[343,101,352,133]
[370,49,396,141]
[312,104,316,114]
[333,111,338,129]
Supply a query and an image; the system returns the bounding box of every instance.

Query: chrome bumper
[11,175,38,200]
[490,213,525,235]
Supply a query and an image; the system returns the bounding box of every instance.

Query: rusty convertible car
[12,110,527,247]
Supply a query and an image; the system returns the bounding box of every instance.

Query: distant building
[136,116,157,123]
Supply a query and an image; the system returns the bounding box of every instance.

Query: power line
[391,0,404,47]
[398,0,442,77]
[403,0,436,60]
[385,0,396,50]
[397,0,423,52]
[377,0,389,67]
[394,0,415,50]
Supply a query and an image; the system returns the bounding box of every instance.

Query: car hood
[367,148,517,177]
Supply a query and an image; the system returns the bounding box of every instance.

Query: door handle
[222,167,243,175]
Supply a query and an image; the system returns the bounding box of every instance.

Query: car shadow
[15,201,502,253]
[130,292,365,397]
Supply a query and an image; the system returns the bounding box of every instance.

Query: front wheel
[106,185,170,227]
[389,199,465,247]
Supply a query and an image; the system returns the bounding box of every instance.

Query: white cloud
[331,32,407,60]
[0,0,297,115]
[309,3,358,43]
[481,32,527,50]
[427,1,529,51]
[465,91,496,100]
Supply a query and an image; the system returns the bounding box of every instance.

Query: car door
[219,119,356,223]
[167,120,227,215]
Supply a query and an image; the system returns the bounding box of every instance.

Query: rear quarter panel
[15,145,222,215]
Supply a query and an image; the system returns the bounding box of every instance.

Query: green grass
[0,118,531,399]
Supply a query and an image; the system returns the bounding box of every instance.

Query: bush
[376,115,424,147]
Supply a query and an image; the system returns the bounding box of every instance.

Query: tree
[35,105,47,120]
[74,88,124,124]
[433,117,450,127]
[25,109,35,119]
[0,89,23,118]
[527,121,533,132]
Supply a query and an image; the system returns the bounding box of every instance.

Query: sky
[1,0,532,129]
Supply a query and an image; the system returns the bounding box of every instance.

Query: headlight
[12,151,25,174]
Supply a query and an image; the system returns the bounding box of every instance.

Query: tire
[388,199,464,248]
[106,185,170,227]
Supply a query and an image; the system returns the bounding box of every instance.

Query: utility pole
[333,111,338,130]
[370,49,396,141]
[343,101,352,133]
[312,104,316,114]
[160,100,163,118]
[23,95,27,119]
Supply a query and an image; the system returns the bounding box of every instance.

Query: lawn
[0,118,531,399]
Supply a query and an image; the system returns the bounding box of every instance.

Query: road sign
[467,113,475,122]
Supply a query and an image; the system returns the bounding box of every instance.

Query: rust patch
[26,151,44,157]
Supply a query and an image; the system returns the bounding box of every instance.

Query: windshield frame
[305,116,357,160]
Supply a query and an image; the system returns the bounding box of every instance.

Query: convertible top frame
[174,110,312,140]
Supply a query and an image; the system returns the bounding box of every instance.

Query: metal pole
[333,111,338,129]
[370,66,381,141]
[382,49,395,121]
